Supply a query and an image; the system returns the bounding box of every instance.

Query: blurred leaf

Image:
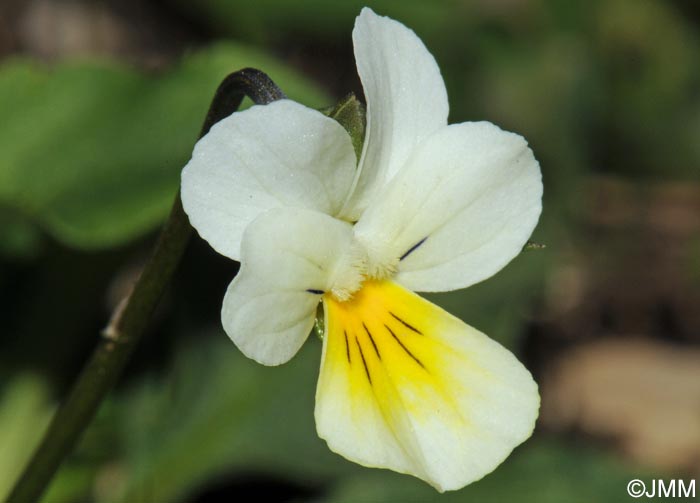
[41,465,95,503]
[596,0,696,122]
[321,438,667,503]
[0,43,329,250]
[0,210,43,258]
[0,375,54,501]
[42,400,126,503]
[103,335,356,503]
[169,0,456,43]
[594,0,700,178]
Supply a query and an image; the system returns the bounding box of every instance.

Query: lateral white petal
[222,208,355,366]
[181,99,356,261]
[354,122,542,292]
[315,280,539,491]
[339,7,449,220]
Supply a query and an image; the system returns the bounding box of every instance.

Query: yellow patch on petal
[316,279,539,491]
[323,280,471,439]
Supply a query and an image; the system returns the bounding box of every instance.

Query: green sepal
[322,93,366,161]
[313,301,325,340]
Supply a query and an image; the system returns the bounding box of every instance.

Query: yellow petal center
[322,280,458,420]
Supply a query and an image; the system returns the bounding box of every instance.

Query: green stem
[7,68,285,503]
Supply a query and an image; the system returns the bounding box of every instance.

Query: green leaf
[103,335,353,503]
[0,43,329,250]
[0,210,42,258]
[0,375,54,501]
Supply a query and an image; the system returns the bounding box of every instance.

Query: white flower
[181,7,542,492]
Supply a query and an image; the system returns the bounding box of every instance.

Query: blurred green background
[1,0,699,501]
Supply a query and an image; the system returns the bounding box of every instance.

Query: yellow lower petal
[314,279,539,492]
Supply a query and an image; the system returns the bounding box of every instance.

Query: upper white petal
[354,122,542,292]
[221,207,356,366]
[339,7,449,221]
[181,99,356,261]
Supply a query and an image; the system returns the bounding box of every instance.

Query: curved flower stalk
[181,8,542,492]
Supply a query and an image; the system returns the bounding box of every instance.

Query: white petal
[181,99,356,261]
[339,8,449,220]
[222,208,356,366]
[315,280,539,491]
[354,122,542,292]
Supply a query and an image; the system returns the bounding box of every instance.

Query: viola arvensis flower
[181,7,542,492]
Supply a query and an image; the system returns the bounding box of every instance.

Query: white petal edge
[315,280,539,491]
[339,7,449,221]
[181,99,356,262]
[221,207,356,366]
[354,122,542,292]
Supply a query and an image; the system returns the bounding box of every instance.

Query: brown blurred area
[0,0,195,68]
[534,177,700,475]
